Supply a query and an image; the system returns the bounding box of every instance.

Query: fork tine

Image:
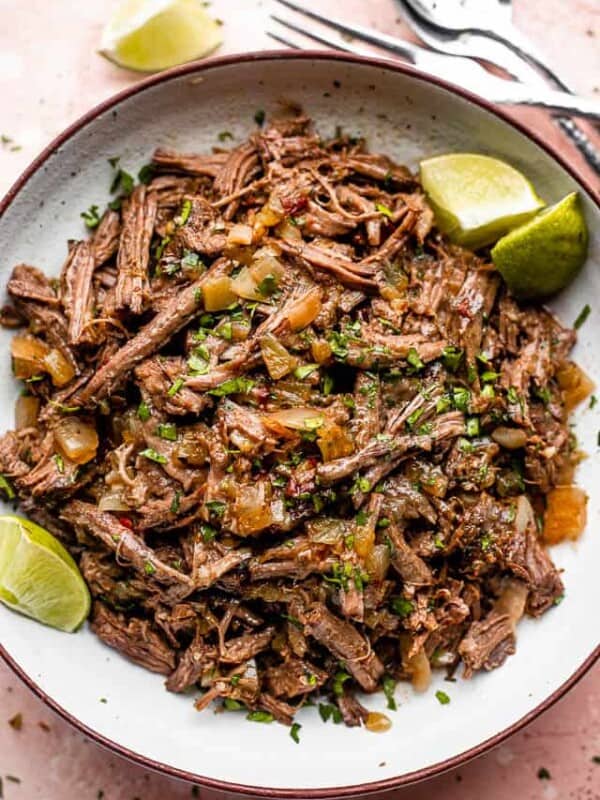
[266,30,303,50]
[272,0,419,63]
[270,14,353,52]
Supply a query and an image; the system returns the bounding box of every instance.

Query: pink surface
[0,1,599,798]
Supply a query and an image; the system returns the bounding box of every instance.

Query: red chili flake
[455,298,473,319]
[118,517,133,530]
[282,195,308,216]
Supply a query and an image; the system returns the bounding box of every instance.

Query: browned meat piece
[61,501,193,589]
[458,613,515,678]
[277,239,377,291]
[220,627,275,663]
[92,209,121,266]
[352,372,382,449]
[176,196,228,256]
[72,271,213,406]
[0,303,25,328]
[340,153,415,187]
[0,431,30,481]
[12,298,79,376]
[7,264,60,306]
[505,521,564,616]
[382,475,437,524]
[91,601,176,675]
[60,241,95,344]
[79,551,150,610]
[115,185,158,314]
[387,523,433,585]
[303,603,384,692]
[258,693,296,726]
[152,147,228,176]
[337,693,369,727]
[135,356,210,416]
[265,658,328,699]
[166,631,217,693]
[213,142,260,219]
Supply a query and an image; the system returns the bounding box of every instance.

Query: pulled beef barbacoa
[0,115,587,729]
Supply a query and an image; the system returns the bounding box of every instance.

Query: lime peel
[0,514,90,632]
[491,191,588,299]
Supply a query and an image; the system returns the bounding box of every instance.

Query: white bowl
[0,52,598,797]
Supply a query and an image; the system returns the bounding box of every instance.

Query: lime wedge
[420,153,545,249]
[99,0,223,73]
[0,515,90,632]
[492,192,588,299]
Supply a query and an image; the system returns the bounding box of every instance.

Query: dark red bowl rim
[0,49,598,798]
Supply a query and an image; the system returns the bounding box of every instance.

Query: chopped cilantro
[81,204,101,229]
[589,394,597,409]
[356,510,368,525]
[407,347,424,371]
[382,675,397,711]
[224,698,244,711]
[406,407,424,429]
[144,561,156,576]
[208,377,255,397]
[507,386,519,405]
[435,690,450,705]
[465,416,480,437]
[0,475,15,500]
[452,386,470,412]
[294,364,319,380]
[187,353,210,375]
[174,198,192,227]
[573,304,590,330]
[375,202,394,219]
[257,273,278,296]
[436,395,452,413]
[458,437,475,453]
[157,423,177,441]
[137,163,155,184]
[137,401,151,422]
[167,377,184,396]
[170,491,181,514]
[200,523,217,543]
[481,370,500,383]
[442,346,463,372]
[390,597,413,617]
[322,373,334,395]
[218,130,234,142]
[139,448,167,464]
[254,109,266,126]
[246,710,273,723]
[481,384,495,400]
[290,722,301,743]
[53,453,65,473]
[206,500,226,517]
[109,167,134,197]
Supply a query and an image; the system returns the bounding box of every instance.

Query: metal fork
[399,0,600,175]
[268,0,600,122]
[396,0,600,174]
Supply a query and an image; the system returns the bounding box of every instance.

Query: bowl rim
[0,48,598,798]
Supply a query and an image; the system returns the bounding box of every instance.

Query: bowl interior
[1,54,598,795]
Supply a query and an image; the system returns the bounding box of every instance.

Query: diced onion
[354,523,375,559]
[317,421,354,462]
[54,417,99,464]
[311,338,332,364]
[255,196,285,229]
[227,223,254,246]
[543,485,587,544]
[514,494,536,535]
[285,288,322,331]
[276,219,303,241]
[365,544,391,582]
[249,246,285,284]
[407,648,431,693]
[98,491,130,512]
[264,407,324,430]
[231,267,262,301]
[15,395,40,429]
[234,482,275,536]
[230,319,251,342]
[202,276,237,311]
[260,333,298,379]
[556,362,595,412]
[491,426,528,450]
[495,579,528,626]
[365,712,392,733]
[43,348,75,387]
[11,336,74,387]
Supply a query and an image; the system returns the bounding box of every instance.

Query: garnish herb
[218,131,233,142]
[167,377,185,396]
[157,423,177,441]
[254,109,266,126]
[170,491,181,514]
[382,675,397,711]
[0,475,15,500]
[375,202,394,219]
[246,710,274,723]
[137,401,151,421]
[208,377,255,397]
[435,690,450,705]
[332,670,351,696]
[144,561,156,576]
[81,205,101,229]
[390,597,413,617]
[290,722,301,743]
[53,453,65,473]
[407,347,424,371]
[139,448,167,464]
[442,345,463,372]
[137,163,156,184]
[294,364,319,380]
[573,304,590,329]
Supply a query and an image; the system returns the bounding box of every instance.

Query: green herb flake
[81,204,101,229]
[332,670,351,697]
[435,690,450,705]
[589,394,597,409]
[254,109,266,126]
[382,675,397,711]
[246,710,274,723]
[406,407,424,429]
[137,163,155,184]
[144,560,156,576]
[224,698,244,711]
[174,198,192,227]
[167,377,185,397]
[208,377,255,397]
[170,491,181,514]
[294,363,319,380]
[318,703,333,723]
[442,346,463,372]
[407,347,424,371]
[465,416,480,437]
[109,167,134,197]
[537,767,551,780]
[157,423,177,441]
[218,130,234,142]
[206,500,226,517]
[200,523,217,543]
[257,273,278,297]
[452,386,470,413]
[0,475,16,500]
[139,448,167,464]
[481,370,500,383]
[573,304,590,330]
[53,453,65,474]
[136,401,151,422]
[481,384,495,400]
[375,202,394,219]
[390,597,413,617]
[290,722,302,743]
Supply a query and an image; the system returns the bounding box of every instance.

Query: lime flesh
[420,153,545,249]
[0,515,90,632]
[100,0,223,73]
[492,192,588,299]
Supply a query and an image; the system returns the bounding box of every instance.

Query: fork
[396,0,600,174]
[268,1,600,122]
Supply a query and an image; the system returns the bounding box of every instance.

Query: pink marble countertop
[0,1,599,798]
